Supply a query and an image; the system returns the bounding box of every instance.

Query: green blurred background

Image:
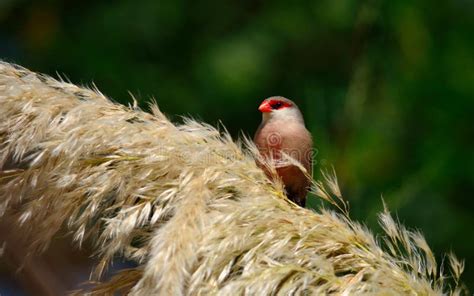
[1,0,473,292]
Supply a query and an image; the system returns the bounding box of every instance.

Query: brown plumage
[254,96,313,207]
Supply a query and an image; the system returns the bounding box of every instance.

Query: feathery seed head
[0,62,465,295]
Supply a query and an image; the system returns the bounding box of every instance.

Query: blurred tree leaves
[1,0,473,290]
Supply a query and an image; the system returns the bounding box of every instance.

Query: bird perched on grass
[254,97,313,207]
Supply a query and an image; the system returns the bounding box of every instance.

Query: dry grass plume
[0,61,465,295]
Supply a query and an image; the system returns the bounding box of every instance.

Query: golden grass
[0,61,465,295]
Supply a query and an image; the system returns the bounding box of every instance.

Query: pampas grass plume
[0,62,465,295]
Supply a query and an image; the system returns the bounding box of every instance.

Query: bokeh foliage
[1,0,473,290]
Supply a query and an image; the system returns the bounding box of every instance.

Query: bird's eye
[271,102,283,109]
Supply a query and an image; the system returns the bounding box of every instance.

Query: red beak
[258,101,272,113]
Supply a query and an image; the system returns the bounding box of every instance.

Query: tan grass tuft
[0,61,465,295]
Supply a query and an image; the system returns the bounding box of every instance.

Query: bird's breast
[254,121,313,170]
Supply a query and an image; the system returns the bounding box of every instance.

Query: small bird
[254,96,313,207]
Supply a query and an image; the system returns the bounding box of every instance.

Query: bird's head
[258,96,304,124]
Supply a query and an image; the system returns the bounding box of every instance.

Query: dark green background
[1,0,473,291]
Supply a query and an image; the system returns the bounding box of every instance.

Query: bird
[254,96,313,207]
